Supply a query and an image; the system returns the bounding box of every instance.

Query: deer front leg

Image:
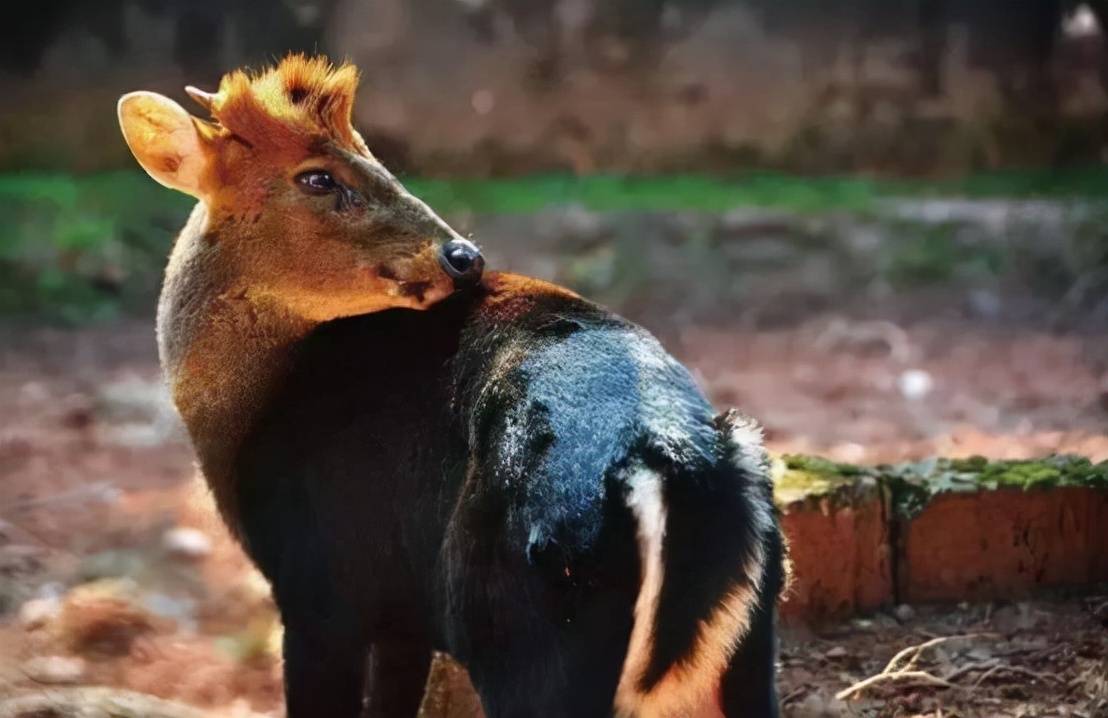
[282,618,370,718]
[365,637,433,717]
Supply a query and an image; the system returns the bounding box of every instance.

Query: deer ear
[118,91,210,198]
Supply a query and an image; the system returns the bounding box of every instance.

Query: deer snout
[439,238,485,286]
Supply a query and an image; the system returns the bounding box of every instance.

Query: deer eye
[296,170,337,195]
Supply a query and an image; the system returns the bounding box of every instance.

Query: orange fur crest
[197,54,368,155]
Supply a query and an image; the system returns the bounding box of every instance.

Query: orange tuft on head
[196,54,368,156]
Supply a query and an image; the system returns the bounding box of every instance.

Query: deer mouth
[367,252,463,310]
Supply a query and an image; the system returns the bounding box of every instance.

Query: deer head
[118,54,482,324]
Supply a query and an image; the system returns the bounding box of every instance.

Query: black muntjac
[118,54,784,718]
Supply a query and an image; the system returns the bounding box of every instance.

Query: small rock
[550,205,610,249]
[18,381,49,404]
[421,652,484,718]
[163,527,213,560]
[894,603,916,622]
[95,374,183,447]
[828,441,866,464]
[790,691,847,718]
[824,646,848,659]
[142,591,197,633]
[470,88,495,115]
[967,289,1003,319]
[1090,599,1108,625]
[78,549,145,581]
[719,237,804,267]
[18,595,61,630]
[95,375,173,423]
[990,602,1040,632]
[23,655,85,684]
[716,208,799,238]
[897,369,934,400]
[0,543,47,583]
[59,579,155,655]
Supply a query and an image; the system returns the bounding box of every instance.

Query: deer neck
[157,203,315,527]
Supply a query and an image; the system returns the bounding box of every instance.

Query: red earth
[0,313,1105,717]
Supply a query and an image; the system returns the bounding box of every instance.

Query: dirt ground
[0,311,1105,717]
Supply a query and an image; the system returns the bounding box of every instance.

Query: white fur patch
[726,413,768,479]
[726,412,775,538]
[615,551,766,718]
[615,467,668,715]
[613,455,769,718]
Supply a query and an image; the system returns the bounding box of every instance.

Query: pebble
[18,595,61,630]
[894,603,917,622]
[22,655,85,684]
[790,691,847,717]
[897,369,934,400]
[163,527,213,559]
[142,591,198,633]
[824,646,848,659]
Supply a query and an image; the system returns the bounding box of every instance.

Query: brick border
[775,455,1108,622]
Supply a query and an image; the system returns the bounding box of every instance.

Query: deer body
[120,56,783,718]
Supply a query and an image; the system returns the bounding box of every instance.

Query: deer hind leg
[719,529,785,718]
[446,480,641,717]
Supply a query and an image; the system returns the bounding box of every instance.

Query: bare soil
[0,313,1105,717]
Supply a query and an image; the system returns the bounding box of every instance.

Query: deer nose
[439,238,485,285]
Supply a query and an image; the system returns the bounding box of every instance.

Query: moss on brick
[771,454,1108,518]
[772,454,880,511]
[884,455,1108,519]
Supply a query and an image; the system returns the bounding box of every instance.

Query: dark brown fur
[120,55,783,718]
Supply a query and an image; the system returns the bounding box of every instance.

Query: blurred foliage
[907,166,1108,199]
[882,222,1006,287]
[0,168,1105,321]
[410,167,1108,214]
[0,172,191,322]
[407,173,879,214]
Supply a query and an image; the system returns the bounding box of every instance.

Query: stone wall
[1,0,1106,173]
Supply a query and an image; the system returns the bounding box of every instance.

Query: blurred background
[1,2,1106,717]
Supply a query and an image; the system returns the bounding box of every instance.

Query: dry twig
[972,664,1004,688]
[942,659,1001,683]
[837,633,997,701]
[836,670,954,699]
